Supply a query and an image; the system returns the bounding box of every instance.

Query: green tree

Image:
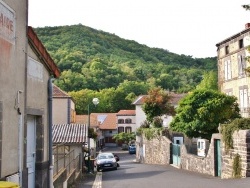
[196,71,218,91]
[170,89,241,140]
[112,132,136,144]
[142,87,175,123]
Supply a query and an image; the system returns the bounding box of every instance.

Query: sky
[28,0,250,58]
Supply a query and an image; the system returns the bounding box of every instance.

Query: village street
[77,146,250,188]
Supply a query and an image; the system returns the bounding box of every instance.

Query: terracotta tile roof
[117,110,135,116]
[52,124,87,144]
[53,84,71,98]
[28,26,60,78]
[97,113,117,130]
[75,114,98,127]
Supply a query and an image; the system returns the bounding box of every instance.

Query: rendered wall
[0,0,27,177]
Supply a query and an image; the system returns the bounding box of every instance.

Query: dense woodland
[35,24,217,113]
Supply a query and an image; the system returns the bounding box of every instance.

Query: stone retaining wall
[137,130,250,179]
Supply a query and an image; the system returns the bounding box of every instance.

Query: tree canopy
[142,87,175,123]
[35,25,217,94]
[170,89,241,139]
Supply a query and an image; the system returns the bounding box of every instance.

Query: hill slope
[35,24,217,93]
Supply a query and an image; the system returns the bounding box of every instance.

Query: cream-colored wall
[117,115,136,132]
[52,98,68,124]
[26,47,51,162]
[135,105,147,129]
[218,33,250,118]
[0,0,27,177]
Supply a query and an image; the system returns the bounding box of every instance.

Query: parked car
[95,152,118,172]
[128,144,136,154]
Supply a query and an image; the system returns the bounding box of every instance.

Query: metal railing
[53,144,82,177]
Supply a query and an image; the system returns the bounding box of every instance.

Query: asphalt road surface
[77,146,250,188]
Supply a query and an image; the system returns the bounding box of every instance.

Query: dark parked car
[128,144,136,154]
[95,152,118,172]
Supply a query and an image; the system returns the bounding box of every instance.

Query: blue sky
[29,0,250,58]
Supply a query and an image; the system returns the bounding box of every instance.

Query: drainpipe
[16,90,23,187]
[48,78,54,188]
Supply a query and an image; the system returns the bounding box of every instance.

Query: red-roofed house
[98,113,117,146]
[117,110,136,133]
[132,93,187,128]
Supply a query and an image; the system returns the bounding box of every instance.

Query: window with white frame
[238,55,246,77]
[224,60,232,81]
[239,88,248,111]
[125,127,132,133]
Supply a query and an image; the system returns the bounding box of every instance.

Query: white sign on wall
[28,57,43,81]
[0,0,15,44]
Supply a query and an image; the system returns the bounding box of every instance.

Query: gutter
[48,78,54,188]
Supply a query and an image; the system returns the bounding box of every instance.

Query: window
[239,39,244,49]
[239,88,248,110]
[224,60,232,80]
[238,55,246,77]
[125,127,132,133]
[125,118,132,123]
[225,45,229,54]
[118,127,124,133]
[118,119,124,124]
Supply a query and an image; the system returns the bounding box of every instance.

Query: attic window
[239,39,244,49]
[225,45,229,55]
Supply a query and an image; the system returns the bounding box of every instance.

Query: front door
[214,139,221,177]
[27,115,36,188]
[172,143,181,166]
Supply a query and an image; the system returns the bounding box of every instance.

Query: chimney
[245,23,250,29]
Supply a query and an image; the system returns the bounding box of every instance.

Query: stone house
[216,23,250,118]
[0,1,60,187]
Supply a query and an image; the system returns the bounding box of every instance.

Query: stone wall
[221,130,250,178]
[138,136,172,165]
[180,134,220,176]
[138,130,250,179]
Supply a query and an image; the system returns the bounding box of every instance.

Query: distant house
[132,93,186,129]
[53,84,76,124]
[116,110,136,133]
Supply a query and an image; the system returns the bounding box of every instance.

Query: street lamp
[87,98,99,173]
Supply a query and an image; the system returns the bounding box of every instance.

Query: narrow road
[77,146,250,188]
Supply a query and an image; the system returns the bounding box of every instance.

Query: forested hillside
[34,24,217,113]
[35,24,216,92]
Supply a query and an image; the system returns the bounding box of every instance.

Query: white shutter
[243,89,248,108]
[228,60,232,79]
[224,61,228,80]
[238,55,243,76]
[239,89,244,108]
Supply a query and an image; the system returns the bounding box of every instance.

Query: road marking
[92,172,102,188]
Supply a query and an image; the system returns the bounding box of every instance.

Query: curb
[92,172,102,188]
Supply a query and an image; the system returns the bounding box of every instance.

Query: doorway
[214,139,221,177]
[26,115,36,188]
